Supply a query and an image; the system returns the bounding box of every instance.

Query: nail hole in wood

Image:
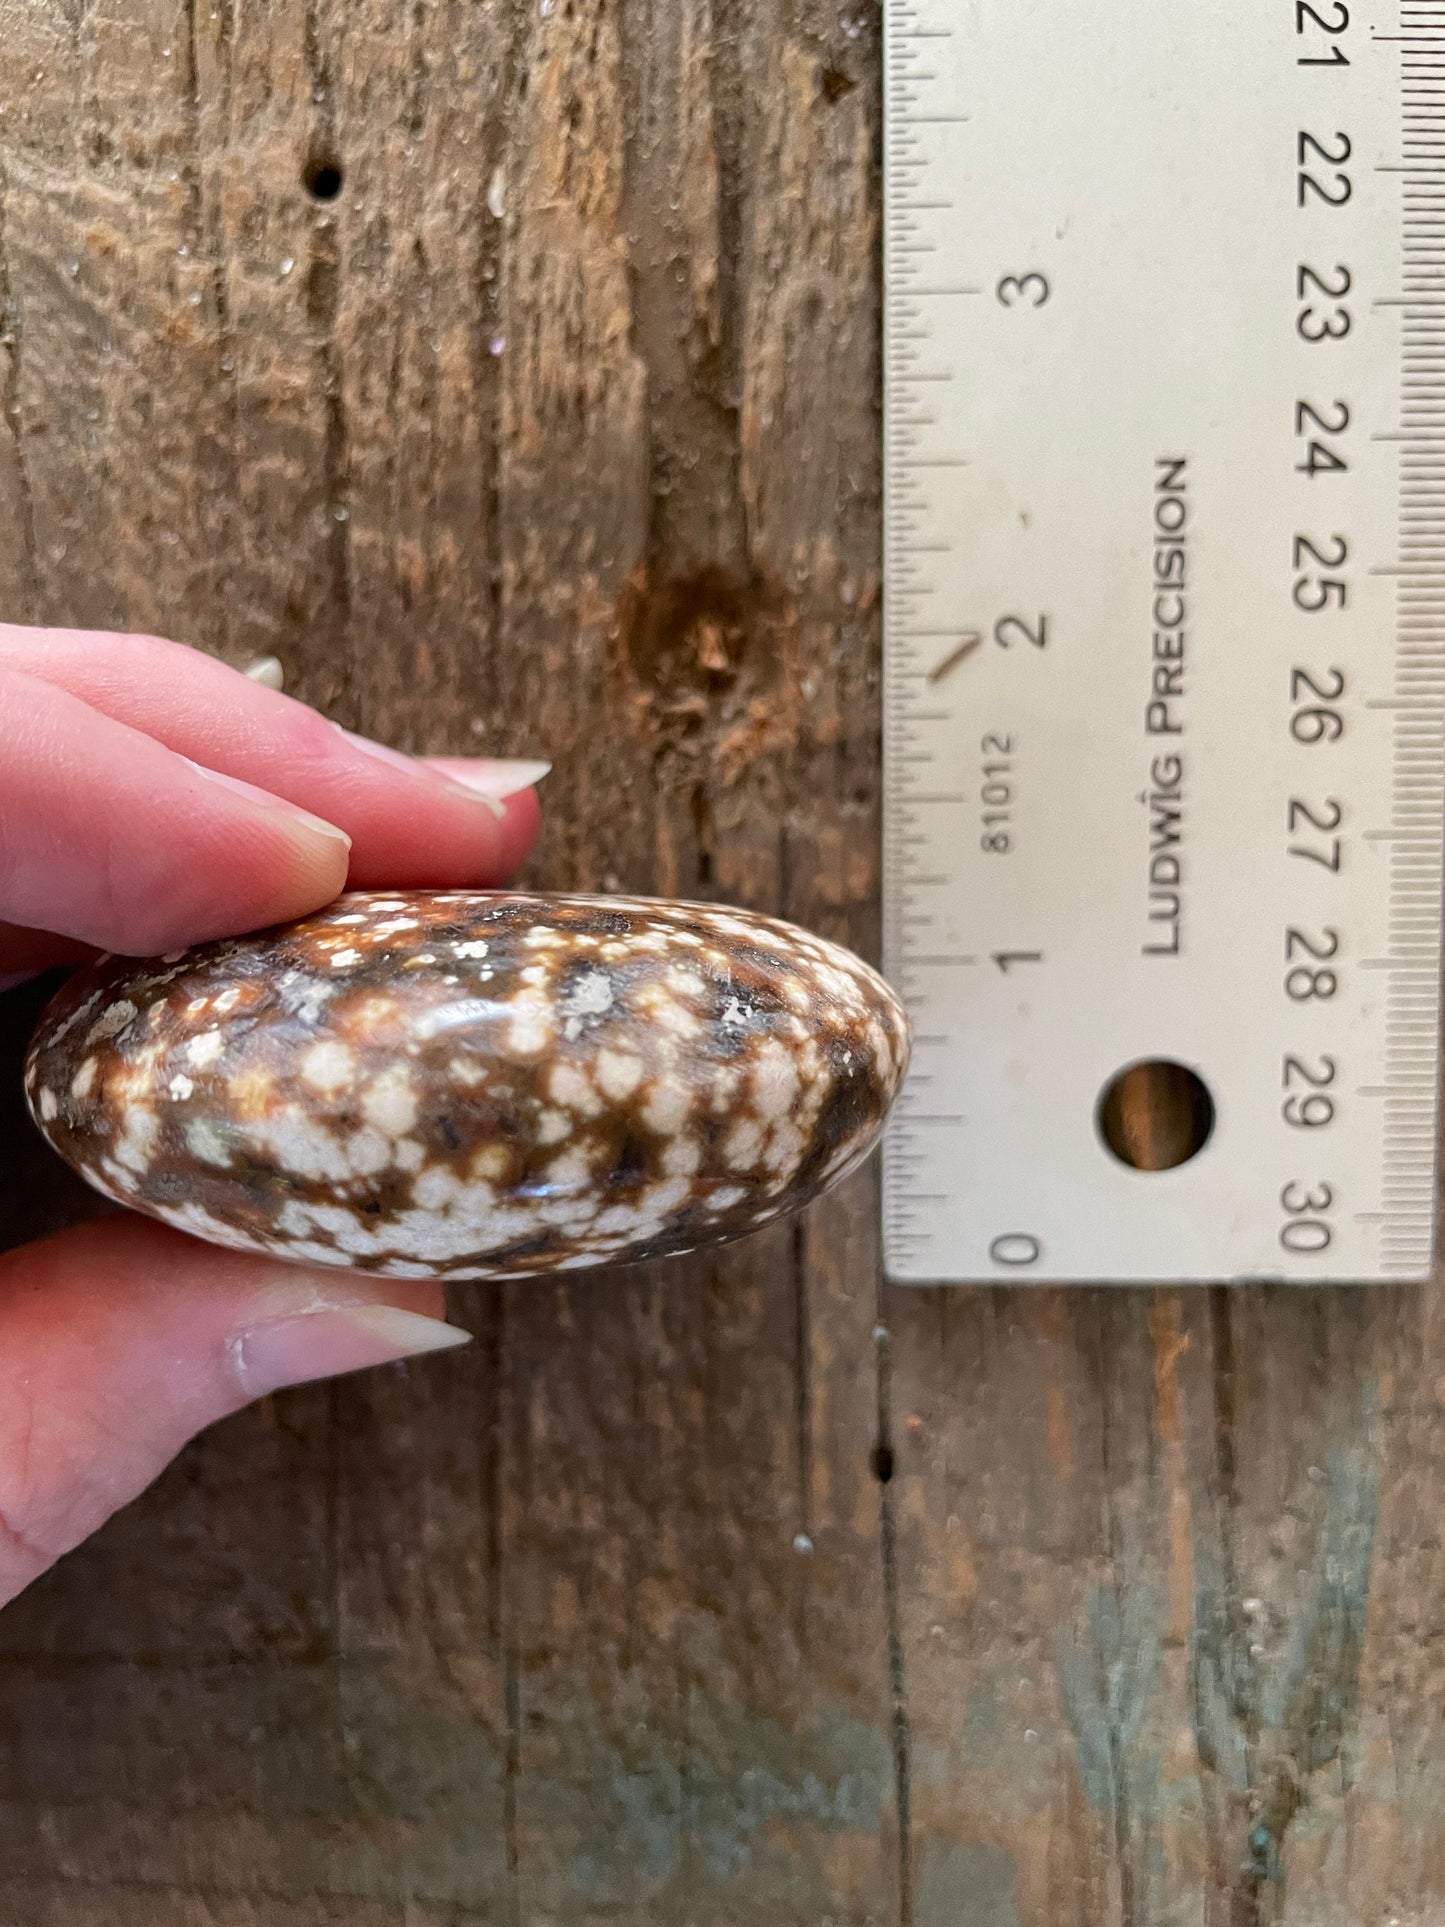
[304,155,344,201]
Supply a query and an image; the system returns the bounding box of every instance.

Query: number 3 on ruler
[997,272,1051,308]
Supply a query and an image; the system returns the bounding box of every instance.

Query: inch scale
[883,0,1445,1282]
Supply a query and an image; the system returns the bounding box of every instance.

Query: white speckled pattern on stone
[25,892,911,1280]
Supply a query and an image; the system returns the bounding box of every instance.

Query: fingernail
[339,729,550,813]
[184,759,352,851]
[429,758,552,801]
[243,655,286,692]
[335,726,503,818]
[334,725,438,780]
[231,1303,472,1398]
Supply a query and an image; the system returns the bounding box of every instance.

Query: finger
[0,626,547,890]
[0,766,542,982]
[0,663,356,956]
[0,922,94,990]
[0,1216,470,1607]
[426,757,544,874]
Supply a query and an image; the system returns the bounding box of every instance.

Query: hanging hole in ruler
[1097,1061,1215,1174]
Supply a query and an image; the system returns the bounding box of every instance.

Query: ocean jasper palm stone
[25,892,910,1279]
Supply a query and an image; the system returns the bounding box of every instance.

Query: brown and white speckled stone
[24,892,910,1280]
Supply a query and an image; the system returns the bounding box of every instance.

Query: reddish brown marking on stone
[25,892,911,1281]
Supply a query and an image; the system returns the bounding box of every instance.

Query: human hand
[0,625,546,1606]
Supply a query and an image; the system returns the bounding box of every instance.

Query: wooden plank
[0,3,897,1922]
[487,2,894,1916]
[3,5,1445,1925]
[882,1285,1423,1926]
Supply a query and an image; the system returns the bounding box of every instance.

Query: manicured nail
[334,725,437,779]
[184,758,352,851]
[334,725,504,817]
[230,1303,472,1398]
[339,729,549,813]
[243,655,286,692]
[428,758,552,801]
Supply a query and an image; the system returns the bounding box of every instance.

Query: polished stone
[25,892,910,1280]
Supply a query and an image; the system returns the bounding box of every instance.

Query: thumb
[0,1216,469,1606]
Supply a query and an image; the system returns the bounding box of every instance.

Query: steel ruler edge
[883,0,1445,1283]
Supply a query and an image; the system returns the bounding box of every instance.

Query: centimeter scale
[883,0,1445,1282]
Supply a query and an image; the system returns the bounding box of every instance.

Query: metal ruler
[883,0,1445,1282]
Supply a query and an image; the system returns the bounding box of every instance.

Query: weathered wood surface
[0,5,1438,1923]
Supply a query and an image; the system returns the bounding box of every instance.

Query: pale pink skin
[0,624,547,1606]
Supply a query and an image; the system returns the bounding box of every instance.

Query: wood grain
[0,5,1439,1923]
